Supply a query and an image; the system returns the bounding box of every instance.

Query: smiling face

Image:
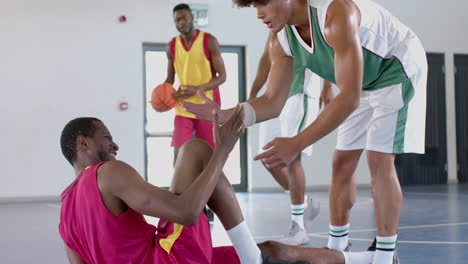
[254,0,292,33]
[85,121,119,163]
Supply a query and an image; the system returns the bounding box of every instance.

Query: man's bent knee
[179,139,213,159]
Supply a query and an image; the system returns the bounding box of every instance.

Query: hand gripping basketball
[151,83,177,112]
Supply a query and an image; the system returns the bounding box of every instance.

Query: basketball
[151,83,177,112]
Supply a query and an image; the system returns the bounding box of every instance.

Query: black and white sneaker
[367,238,399,264]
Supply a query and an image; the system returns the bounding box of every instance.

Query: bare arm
[319,79,334,108]
[64,243,84,264]
[100,107,244,226]
[294,0,363,150]
[197,35,227,92]
[164,41,176,85]
[181,33,292,124]
[248,33,293,122]
[248,32,272,100]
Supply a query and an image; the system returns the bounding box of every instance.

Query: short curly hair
[60,117,102,165]
[233,0,271,7]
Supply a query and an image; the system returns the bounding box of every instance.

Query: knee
[366,151,395,178]
[332,152,358,184]
[179,139,213,162]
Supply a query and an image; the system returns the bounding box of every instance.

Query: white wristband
[240,102,256,127]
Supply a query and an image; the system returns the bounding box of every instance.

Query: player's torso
[174,30,213,87]
[173,30,218,117]
[283,0,416,90]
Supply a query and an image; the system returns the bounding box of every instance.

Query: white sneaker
[304,196,320,222]
[304,196,320,231]
[278,221,310,246]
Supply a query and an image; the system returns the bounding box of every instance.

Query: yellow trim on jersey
[159,223,184,254]
[173,31,214,118]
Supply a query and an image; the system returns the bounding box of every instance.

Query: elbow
[218,73,226,85]
[180,211,199,226]
[177,202,201,226]
[271,107,282,119]
[350,92,361,111]
[349,96,360,112]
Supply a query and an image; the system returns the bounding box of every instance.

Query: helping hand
[213,104,245,154]
[182,90,225,123]
[253,137,301,171]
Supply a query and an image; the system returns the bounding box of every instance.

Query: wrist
[219,110,227,124]
[212,147,230,161]
[292,135,306,152]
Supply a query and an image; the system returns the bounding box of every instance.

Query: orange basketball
[151,83,177,112]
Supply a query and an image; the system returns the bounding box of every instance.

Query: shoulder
[325,0,360,46]
[326,0,360,28]
[203,32,219,47]
[167,36,177,47]
[98,160,136,184]
[166,37,177,55]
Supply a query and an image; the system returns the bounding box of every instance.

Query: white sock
[291,203,305,229]
[372,235,397,264]
[226,221,262,264]
[342,251,374,264]
[327,223,350,250]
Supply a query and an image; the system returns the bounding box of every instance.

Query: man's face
[173,9,194,35]
[255,0,291,33]
[87,122,119,163]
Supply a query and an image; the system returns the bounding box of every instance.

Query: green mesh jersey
[283,6,408,91]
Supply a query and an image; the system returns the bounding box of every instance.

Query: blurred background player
[249,33,334,246]
[165,3,227,162]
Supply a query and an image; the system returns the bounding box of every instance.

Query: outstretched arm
[182,33,292,125]
[255,0,363,170]
[248,32,272,100]
[100,106,244,226]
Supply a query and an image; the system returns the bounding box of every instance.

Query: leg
[263,162,290,190]
[171,139,243,229]
[287,156,305,206]
[258,241,345,264]
[329,150,362,226]
[328,94,372,250]
[173,147,180,166]
[170,139,260,264]
[367,151,402,236]
[267,156,311,246]
[262,156,306,205]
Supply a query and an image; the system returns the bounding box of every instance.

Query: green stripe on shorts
[297,95,309,133]
[393,79,415,154]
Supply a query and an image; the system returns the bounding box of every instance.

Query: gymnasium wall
[0,0,465,199]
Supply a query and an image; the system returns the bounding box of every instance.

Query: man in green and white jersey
[183,1,427,263]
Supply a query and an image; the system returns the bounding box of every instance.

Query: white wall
[371,0,468,183]
[0,0,466,198]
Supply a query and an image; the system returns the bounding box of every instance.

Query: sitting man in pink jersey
[58,107,316,264]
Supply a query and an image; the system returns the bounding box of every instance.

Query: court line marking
[307,234,468,245]
[254,222,468,244]
[404,192,468,198]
